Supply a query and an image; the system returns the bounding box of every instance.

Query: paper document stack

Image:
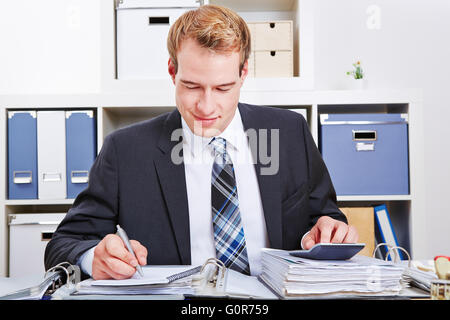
[260,248,405,299]
[63,263,277,299]
[401,260,438,292]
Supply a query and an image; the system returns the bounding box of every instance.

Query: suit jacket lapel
[239,103,283,249]
[153,110,191,264]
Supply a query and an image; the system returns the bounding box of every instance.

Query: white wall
[313,0,450,257]
[0,0,100,94]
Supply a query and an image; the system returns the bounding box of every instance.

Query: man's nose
[196,89,216,116]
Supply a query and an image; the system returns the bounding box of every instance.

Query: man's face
[168,38,248,137]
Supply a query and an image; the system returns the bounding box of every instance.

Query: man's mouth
[193,115,219,127]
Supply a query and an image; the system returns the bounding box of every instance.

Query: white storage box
[9,213,66,277]
[247,21,293,78]
[116,0,200,79]
[320,113,409,195]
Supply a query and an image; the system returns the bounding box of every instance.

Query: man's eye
[186,86,199,90]
[217,87,231,92]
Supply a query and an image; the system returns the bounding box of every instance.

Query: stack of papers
[401,260,438,292]
[72,265,198,296]
[260,248,405,299]
[70,264,278,299]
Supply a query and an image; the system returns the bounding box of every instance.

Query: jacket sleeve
[301,116,348,227]
[44,134,119,272]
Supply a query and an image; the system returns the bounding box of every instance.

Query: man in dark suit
[45,5,358,280]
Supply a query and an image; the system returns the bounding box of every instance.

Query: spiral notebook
[90,265,201,287]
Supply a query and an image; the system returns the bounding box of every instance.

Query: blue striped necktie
[210,137,250,275]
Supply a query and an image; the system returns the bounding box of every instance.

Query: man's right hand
[92,234,148,280]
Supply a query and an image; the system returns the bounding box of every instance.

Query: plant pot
[354,78,368,90]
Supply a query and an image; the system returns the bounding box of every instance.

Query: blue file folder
[65,111,97,199]
[8,111,38,199]
[374,204,404,261]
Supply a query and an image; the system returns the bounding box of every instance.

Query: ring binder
[44,262,81,295]
[191,258,228,295]
[372,244,437,295]
[372,243,411,267]
[0,262,80,300]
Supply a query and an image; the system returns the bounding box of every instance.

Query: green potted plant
[346,61,367,89]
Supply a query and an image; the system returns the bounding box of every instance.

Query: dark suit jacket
[44,103,346,276]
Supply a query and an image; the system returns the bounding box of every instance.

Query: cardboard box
[247,21,293,78]
[340,207,375,257]
[254,50,293,77]
[251,21,293,51]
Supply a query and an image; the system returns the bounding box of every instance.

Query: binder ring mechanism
[191,258,228,295]
[44,262,81,295]
[372,243,412,267]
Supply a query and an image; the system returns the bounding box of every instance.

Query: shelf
[337,195,412,202]
[5,199,74,206]
[103,77,313,95]
[101,106,176,138]
[210,0,297,12]
[0,89,421,108]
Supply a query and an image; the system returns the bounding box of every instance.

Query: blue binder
[374,204,405,261]
[8,111,38,199]
[65,111,97,199]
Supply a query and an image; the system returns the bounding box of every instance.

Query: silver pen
[116,224,144,277]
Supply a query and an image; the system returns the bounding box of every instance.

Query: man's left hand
[301,216,359,250]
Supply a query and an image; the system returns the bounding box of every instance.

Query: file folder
[374,204,405,261]
[37,111,67,199]
[65,111,96,199]
[8,111,38,199]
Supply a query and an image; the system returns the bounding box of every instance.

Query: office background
[0,0,448,277]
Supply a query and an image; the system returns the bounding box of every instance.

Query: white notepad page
[91,265,197,287]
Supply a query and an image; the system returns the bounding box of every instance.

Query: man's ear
[239,59,249,84]
[168,58,176,84]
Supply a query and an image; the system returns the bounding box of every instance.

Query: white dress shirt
[182,108,269,275]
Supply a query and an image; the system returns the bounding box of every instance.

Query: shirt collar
[181,107,245,158]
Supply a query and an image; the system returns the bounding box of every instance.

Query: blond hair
[167,4,251,75]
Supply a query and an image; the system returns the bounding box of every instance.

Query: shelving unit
[0,0,426,276]
[100,0,314,93]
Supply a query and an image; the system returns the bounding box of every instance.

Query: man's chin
[193,127,223,138]
[192,120,224,138]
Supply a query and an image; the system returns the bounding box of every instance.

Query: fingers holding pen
[92,234,148,280]
[130,239,148,266]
